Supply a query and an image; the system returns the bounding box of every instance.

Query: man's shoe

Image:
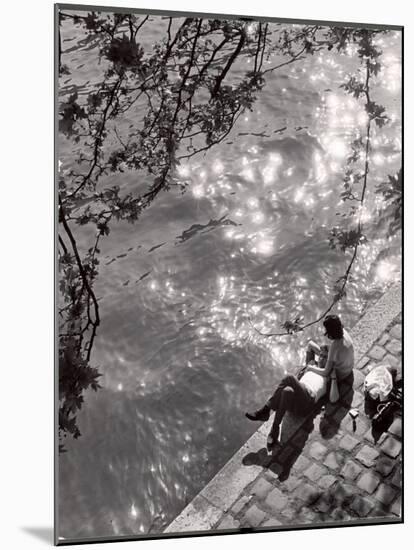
[245,405,270,422]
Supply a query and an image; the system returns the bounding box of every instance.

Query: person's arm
[306,343,336,377]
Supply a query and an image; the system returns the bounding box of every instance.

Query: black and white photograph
[55,3,402,544]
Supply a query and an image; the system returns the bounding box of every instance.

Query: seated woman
[245,314,354,446]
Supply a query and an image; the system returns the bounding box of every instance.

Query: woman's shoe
[245,405,270,421]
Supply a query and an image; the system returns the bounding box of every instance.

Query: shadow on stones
[242,373,357,481]
[270,417,317,481]
[320,373,354,440]
[242,409,319,481]
[242,447,273,468]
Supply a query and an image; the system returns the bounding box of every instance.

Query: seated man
[246,314,355,448]
[246,345,329,447]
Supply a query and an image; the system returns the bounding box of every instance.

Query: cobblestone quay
[165,283,402,534]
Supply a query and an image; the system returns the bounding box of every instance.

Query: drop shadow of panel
[21,526,54,544]
[319,373,354,440]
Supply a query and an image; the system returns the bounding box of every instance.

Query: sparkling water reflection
[58,16,401,540]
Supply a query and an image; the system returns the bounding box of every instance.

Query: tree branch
[211,31,245,98]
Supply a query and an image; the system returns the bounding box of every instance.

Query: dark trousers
[266,374,316,427]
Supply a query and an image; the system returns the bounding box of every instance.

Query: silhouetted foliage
[377,169,402,236]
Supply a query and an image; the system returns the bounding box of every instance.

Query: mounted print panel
[55,3,403,545]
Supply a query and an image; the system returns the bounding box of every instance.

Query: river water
[57,12,402,541]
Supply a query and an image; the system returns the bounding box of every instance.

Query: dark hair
[323,314,344,340]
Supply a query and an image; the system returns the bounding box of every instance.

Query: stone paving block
[377,333,390,346]
[390,466,401,488]
[355,445,380,467]
[357,472,381,494]
[391,497,401,517]
[350,495,375,517]
[388,417,402,438]
[280,476,301,493]
[262,518,282,528]
[374,483,399,507]
[322,430,347,450]
[264,486,288,512]
[363,362,377,375]
[231,495,251,515]
[164,494,222,533]
[374,456,396,477]
[353,369,365,389]
[331,507,352,521]
[304,462,327,482]
[357,355,371,370]
[331,482,355,506]
[317,474,337,490]
[324,451,344,471]
[380,436,402,458]
[280,506,297,521]
[385,339,401,356]
[339,434,360,452]
[367,504,389,519]
[217,515,240,530]
[293,483,320,504]
[389,324,402,340]
[308,441,328,461]
[384,353,399,368]
[338,411,353,427]
[249,477,273,500]
[291,454,311,473]
[315,494,331,513]
[350,391,364,408]
[241,504,267,527]
[262,469,278,484]
[368,345,387,361]
[341,460,362,481]
[258,417,275,437]
[298,506,319,523]
[344,415,370,437]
